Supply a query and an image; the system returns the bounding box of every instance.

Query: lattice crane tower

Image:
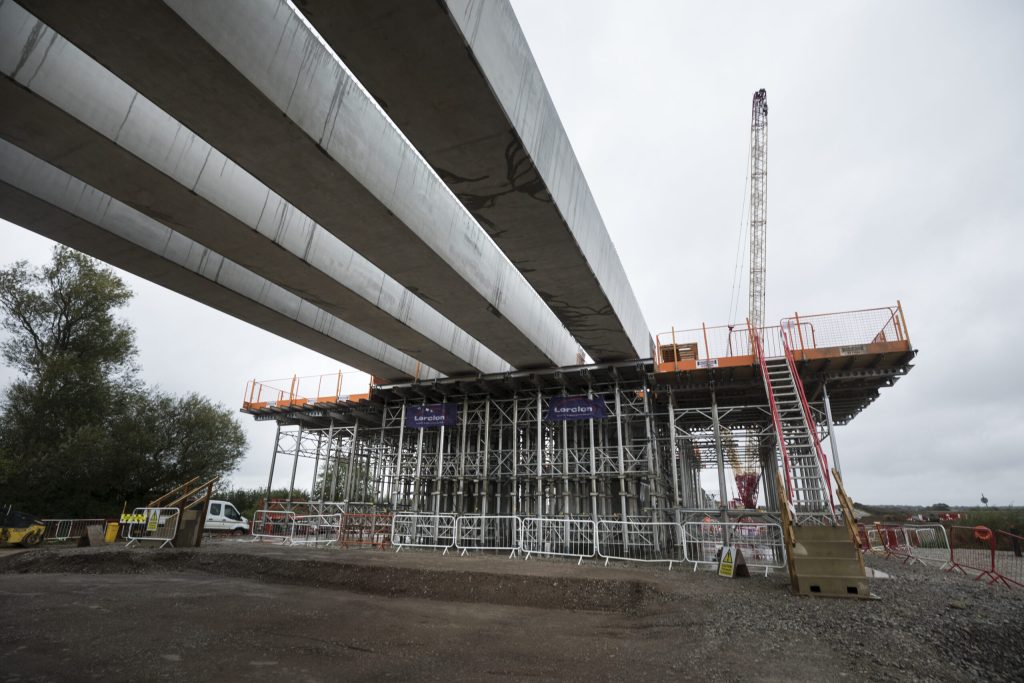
[748,89,768,330]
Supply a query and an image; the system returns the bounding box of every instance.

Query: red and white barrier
[946,525,1024,587]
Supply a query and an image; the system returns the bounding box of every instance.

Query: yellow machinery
[0,505,45,547]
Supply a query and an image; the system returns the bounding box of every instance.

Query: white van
[205,500,249,535]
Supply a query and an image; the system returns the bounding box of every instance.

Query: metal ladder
[753,328,835,522]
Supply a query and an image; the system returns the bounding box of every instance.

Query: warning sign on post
[146,511,159,532]
[718,546,750,578]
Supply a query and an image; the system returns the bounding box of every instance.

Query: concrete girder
[16,0,580,369]
[0,1,509,378]
[0,139,440,383]
[295,0,653,362]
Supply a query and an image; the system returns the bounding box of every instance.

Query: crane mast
[748,89,768,331]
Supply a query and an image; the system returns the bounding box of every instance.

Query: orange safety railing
[655,302,910,369]
[242,371,372,410]
[653,323,810,368]
[780,302,909,358]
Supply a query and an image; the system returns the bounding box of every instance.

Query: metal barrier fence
[455,515,521,557]
[596,521,685,568]
[391,513,456,553]
[994,530,1024,588]
[948,525,1002,584]
[41,518,107,543]
[252,509,295,542]
[876,524,913,562]
[520,518,596,564]
[903,524,951,568]
[125,507,180,548]
[681,521,786,574]
[340,512,392,550]
[855,523,874,552]
[289,514,342,546]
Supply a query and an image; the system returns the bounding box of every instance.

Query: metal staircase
[752,326,836,522]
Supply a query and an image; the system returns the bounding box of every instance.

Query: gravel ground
[0,543,1021,681]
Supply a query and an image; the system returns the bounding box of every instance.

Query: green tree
[0,247,246,517]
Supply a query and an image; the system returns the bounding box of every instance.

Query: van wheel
[232,528,246,536]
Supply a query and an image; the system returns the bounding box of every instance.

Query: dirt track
[1,543,1022,681]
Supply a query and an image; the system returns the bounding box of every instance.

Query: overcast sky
[2,0,1021,506]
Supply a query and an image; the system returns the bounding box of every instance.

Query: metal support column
[434,424,446,514]
[512,396,518,518]
[392,406,406,509]
[457,399,468,512]
[328,420,339,501]
[614,384,627,521]
[309,430,323,502]
[264,422,281,507]
[287,424,302,504]
[710,389,728,524]
[412,421,424,512]
[344,419,360,502]
[822,381,842,478]
[588,387,598,522]
[561,398,570,515]
[482,399,491,515]
[667,396,681,508]
[536,391,543,517]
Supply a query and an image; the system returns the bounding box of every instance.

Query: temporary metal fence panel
[596,521,685,568]
[125,507,180,548]
[41,518,106,543]
[520,517,596,564]
[877,524,913,562]
[252,509,296,542]
[289,514,342,546]
[903,524,951,568]
[682,521,786,574]
[864,526,883,553]
[341,512,392,550]
[455,515,521,557]
[948,525,999,583]
[391,513,456,552]
[855,523,873,552]
[994,530,1024,588]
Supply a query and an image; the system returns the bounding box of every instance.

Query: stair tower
[752,324,835,523]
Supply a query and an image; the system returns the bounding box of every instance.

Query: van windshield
[224,506,242,521]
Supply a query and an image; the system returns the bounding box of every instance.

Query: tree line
[0,247,247,517]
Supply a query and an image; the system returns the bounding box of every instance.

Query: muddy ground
[0,542,1021,681]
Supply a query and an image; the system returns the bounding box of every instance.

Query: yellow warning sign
[146,511,159,532]
[718,546,736,577]
[120,513,146,524]
[718,545,750,578]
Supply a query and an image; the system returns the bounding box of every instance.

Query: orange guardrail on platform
[655,302,911,371]
[242,371,372,411]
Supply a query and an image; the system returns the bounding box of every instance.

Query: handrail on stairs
[780,326,837,518]
[749,320,795,504]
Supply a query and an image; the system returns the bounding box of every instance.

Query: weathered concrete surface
[297,0,653,361]
[0,139,439,382]
[0,1,508,377]
[17,0,579,369]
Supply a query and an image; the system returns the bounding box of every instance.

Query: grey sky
[2,0,1022,506]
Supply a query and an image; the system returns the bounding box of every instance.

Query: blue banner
[546,395,608,422]
[406,403,458,429]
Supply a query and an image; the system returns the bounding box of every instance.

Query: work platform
[242,304,915,525]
